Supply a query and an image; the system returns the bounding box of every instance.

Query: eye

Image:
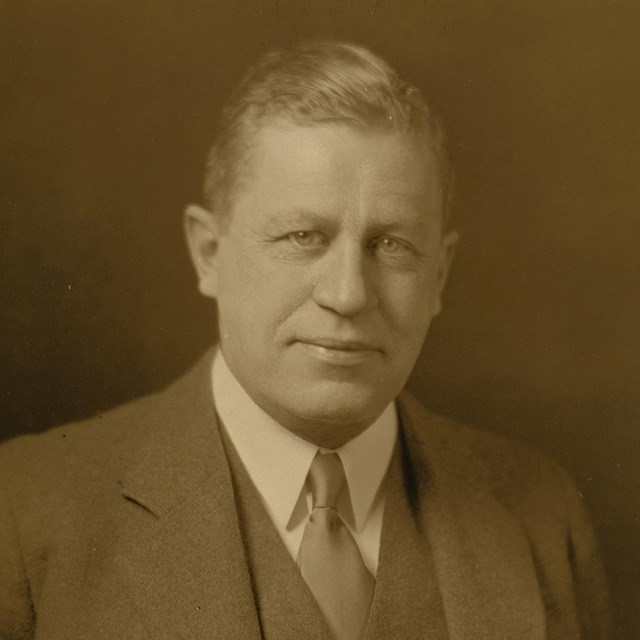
[370,236,410,255]
[286,230,328,247]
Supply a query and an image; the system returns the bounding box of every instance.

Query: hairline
[203,42,455,229]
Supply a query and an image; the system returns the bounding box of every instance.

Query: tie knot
[308,453,346,510]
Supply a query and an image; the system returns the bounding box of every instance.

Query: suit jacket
[0,351,611,639]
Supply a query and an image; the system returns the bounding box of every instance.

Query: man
[0,42,610,639]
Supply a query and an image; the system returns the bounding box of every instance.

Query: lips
[295,337,381,351]
[294,337,382,366]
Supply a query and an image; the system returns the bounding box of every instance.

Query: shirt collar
[338,402,397,530]
[212,350,397,532]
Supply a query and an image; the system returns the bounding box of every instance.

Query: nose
[312,243,378,317]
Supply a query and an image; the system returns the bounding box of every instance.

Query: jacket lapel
[114,351,261,640]
[397,394,546,640]
[364,427,450,640]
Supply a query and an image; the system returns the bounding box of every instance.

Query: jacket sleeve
[562,471,613,640]
[0,476,35,640]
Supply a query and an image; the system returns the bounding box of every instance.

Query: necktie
[297,453,375,640]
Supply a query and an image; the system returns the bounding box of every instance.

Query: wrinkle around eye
[285,230,329,247]
[369,235,413,255]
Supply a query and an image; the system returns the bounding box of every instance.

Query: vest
[220,425,451,640]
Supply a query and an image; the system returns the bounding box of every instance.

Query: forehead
[232,123,443,221]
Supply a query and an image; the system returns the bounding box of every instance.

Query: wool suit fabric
[0,351,611,639]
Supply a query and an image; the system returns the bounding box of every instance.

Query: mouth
[294,337,382,365]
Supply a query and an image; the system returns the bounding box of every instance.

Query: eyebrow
[263,208,338,230]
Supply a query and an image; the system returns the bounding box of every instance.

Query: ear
[184,204,222,299]
[432,229,459,317]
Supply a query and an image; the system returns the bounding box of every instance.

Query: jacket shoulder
[399,393,612,638]
[0,351,215,492]
[398,392,578,514]
[0,391,162,502]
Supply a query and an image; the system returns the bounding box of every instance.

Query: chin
[288,380,391,428]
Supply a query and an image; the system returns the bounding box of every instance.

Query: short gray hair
[204,41,454,223]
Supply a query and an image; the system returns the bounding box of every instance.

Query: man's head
[186,41,457,448]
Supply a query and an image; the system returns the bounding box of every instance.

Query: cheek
[380,269,438,323]
[376,272,439,360]
[217,245,310,334]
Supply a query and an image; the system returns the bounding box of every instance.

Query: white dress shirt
[211,350,397,576]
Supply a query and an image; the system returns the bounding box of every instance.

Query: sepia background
[1,0,638,636]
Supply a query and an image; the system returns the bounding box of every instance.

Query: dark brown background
[1,0,638,636]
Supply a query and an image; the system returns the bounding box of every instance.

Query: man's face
[187,123,456,447]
